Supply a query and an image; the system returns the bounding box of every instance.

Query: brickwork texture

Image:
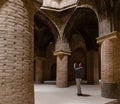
[0,0,34,104]
[101,37,120,83]
[56,55,68,87]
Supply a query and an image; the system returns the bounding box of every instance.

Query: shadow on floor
[81,94,91,97]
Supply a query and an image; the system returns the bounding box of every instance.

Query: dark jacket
[74,67,84,78]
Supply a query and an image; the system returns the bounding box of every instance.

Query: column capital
[54,50,71,56]
[97,31,120,44]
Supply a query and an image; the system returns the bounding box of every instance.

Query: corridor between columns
[34,7,100,87]
[1,0,120,104]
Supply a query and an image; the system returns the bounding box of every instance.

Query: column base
[101,83,120,99]
[56,83,68,88]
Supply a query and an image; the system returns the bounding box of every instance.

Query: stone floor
[34,82,118,104]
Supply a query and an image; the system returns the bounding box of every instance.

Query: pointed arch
[34,10,60,56]
[35,10,60,40]
[63,7,98,50]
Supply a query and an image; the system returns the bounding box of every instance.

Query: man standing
[73,62,84,96]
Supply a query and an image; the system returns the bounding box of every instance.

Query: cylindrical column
[101,39,120,98]
[0,0,34,104]
[97,31,120,99]
[87,50,99,84]
[35,57,43,83]
[56,54,68,87]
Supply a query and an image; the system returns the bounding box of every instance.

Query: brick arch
[63,7,98,50]
[34,10,60,56]
[35,10,60,40]
[77,0,109,19]
[63,0,113,37]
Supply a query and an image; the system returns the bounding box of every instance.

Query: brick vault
[0,0,120,104]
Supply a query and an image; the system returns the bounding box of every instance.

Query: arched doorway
[68,32,87,85]
[34,11,57,84]
[64,7,99,85]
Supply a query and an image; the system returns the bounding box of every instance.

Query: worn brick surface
[101,32,120,84]
[0,0,34,104]
[56,55,68,87]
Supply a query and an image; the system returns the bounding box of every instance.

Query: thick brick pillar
[0,0,34,104]
[97,31,120,99]
[35,57,44,83]
[54,51,70,87]
[87,50,99,84]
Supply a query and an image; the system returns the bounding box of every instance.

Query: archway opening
[34,11,57,84]
[64,8,100,85]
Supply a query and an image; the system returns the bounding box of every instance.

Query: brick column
[35,57,44,83]
[97,31,120,99]
[0,0,34,104]
[87,50,99,84]
[54,51,71,87]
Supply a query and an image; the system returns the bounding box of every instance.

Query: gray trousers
[76,78,82,94]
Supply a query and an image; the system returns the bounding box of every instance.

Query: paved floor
[34,82,117,104]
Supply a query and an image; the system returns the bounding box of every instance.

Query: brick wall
[0,0,34,104]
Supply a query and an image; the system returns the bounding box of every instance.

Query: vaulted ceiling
[33,0,120,56]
